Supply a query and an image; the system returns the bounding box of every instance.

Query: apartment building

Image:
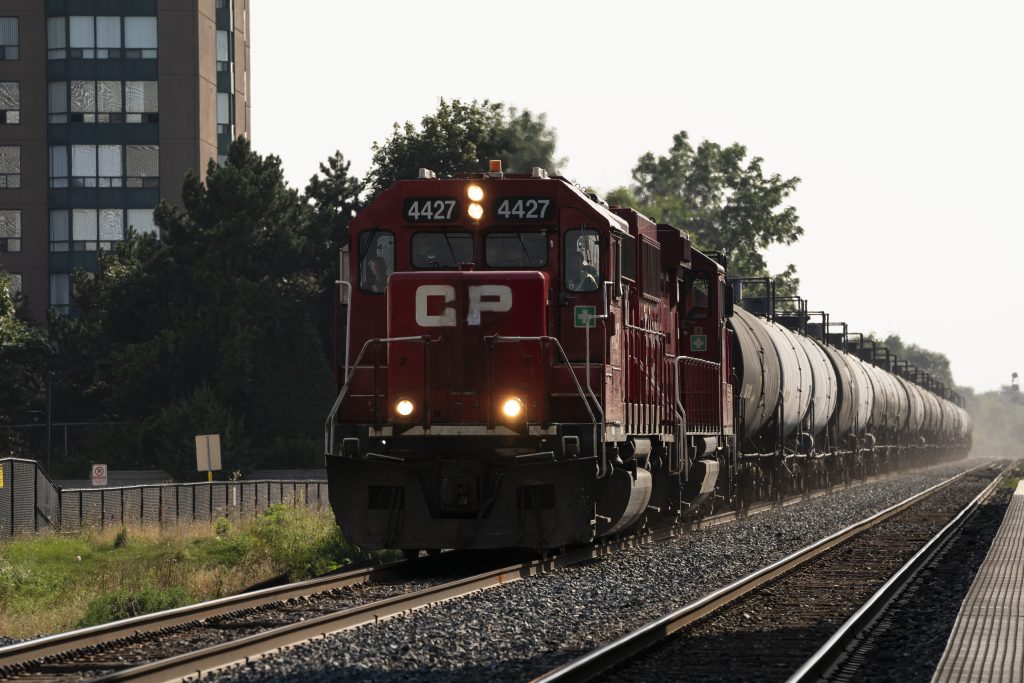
[0,0,251,322]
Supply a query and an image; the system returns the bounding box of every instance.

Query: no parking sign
[91,464,107,487]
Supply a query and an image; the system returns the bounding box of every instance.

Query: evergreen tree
[52,139,335,477]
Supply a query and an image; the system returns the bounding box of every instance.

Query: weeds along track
[536,462,1006,683]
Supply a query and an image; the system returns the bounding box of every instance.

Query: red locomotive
[324,161,971,553]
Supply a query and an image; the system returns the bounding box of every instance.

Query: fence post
[158,486,163,525]
[120,489,124,527]
[33,465,38,533]
[78,490,83,530]
[100,489,105,529]
[191,485,196,523]
[8,462,14,540]
[57,487,62,532]
[209,483,213,521]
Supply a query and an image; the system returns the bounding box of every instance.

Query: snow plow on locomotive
[324,162,971,553]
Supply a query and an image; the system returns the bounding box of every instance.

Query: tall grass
[0,505,374,638]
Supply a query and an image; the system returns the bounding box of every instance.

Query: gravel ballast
[212,460,989,683]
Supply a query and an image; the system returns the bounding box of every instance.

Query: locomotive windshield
[411,232,473,269]
[485,232,548,268]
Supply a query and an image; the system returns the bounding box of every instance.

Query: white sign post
[91,464,108,487]
[195,434,223,481]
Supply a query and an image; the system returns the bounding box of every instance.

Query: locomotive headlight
[468,202,484,220]
[395,399,415,417]
[501,397,524,419]
[467,184,484,201]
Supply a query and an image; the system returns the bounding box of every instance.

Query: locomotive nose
[386,270,549,426]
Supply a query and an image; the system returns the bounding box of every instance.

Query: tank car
[324,162,971,553]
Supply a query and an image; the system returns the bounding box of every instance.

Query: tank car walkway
[933,480,1024,683]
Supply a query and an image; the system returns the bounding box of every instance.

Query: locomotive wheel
[401,549,421,561]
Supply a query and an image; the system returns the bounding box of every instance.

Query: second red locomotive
[324,162,971,553]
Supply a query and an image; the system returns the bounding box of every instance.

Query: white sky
[251,0,1023,392]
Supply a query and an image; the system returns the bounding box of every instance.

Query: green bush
[77,587,190,627]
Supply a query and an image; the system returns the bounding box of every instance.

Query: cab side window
[564,229,600,292]
[358,231,394,294]
[687,276,711,319]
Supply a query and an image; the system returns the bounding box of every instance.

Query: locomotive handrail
[324,335,431,456]
[484,335,601,468]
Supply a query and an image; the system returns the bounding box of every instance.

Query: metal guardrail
[0,458,329,540]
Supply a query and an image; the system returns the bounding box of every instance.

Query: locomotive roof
[352,173,630,235]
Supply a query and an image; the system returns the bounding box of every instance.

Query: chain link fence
[0,458,330,540]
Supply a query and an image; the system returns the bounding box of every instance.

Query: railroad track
[533,462,1007,682]
[0,462,971,682]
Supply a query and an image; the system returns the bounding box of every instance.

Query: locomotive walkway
[933,479,1024,683]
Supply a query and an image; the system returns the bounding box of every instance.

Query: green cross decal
[574,305,597,328]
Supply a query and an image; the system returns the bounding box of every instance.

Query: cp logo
[415,284,512,327]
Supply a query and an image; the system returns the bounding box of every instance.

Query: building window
[50,273,70,315]
[49,81,157,124]
[0,18,18,60]
[49,146,69,188]
[125,81,158,122]
[217,92,233,135]
[2,272,22,296]
[0,146,20,188]
[50,210,69,252]
[127,208,157,236]
[124,17,157,59]
[0,82,19,124]
[126,145,159,187]
[49,145,158,188]
[69,16,96,58]
[71,144,123,187]
[49,16,153,60]
[72,208,98,251]
[95,16,121,58]
[50,208,156,252]
[49,81,68,123]
[0,210,20,252]
[216,30,230,71]
[47,17,66,59]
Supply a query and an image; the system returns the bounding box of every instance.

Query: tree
[881,334,954,387]
[304,151,364,356]
[0,275,50,455]
[606,131,802,295]
[366,99,566,198]
[52,138,336,477]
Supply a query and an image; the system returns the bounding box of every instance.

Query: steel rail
[0,560,408,668]
[786,464,1010,683]
[532,464,988,682]
[0,462,966,678]
[90,525,702,682]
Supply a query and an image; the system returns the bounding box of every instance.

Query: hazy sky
[251,1,1023,392]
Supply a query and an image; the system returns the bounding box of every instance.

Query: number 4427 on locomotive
[324,161,970,554]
